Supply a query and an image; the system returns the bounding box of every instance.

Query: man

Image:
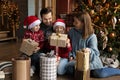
[40,7,54,53]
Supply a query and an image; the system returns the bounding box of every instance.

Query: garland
[0,0,20,30]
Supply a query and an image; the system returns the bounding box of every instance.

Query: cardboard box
[12,57,30,80]
[50,33,68,47]
[75,49,90,80]
[20,39,39,56]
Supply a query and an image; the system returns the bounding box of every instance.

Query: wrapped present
[40,51,57,80]
[12,57,30,80]
[75,49,90,80]
[0,71,5,80]
[20,39,39,56]
[50,33,68,47]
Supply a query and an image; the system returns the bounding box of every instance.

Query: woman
[66,11,120,78]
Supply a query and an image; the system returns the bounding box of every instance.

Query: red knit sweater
[50,46,72,58]
[23,30,44,49]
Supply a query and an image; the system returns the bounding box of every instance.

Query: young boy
[50,19,72,75]
[23,16,44,76]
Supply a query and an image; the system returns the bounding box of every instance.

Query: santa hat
[53,19,65,29]
[23,16,41,29]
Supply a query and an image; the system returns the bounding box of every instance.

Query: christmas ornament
[111,16,117,29]
[90,10,95,15]
[94,16,100,23]
[118,19,120,23]
[95,5,103,13]
[100,28,108,50]
[108,47,112,52]
[109,32,116,38]
[88,0,92,6]
[105,11,109,17]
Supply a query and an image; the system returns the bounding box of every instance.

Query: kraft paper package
[40,51,57,80]
[50,33,68,47]
[12,57,30,80]
[75,49,90,80]
[20,39,39,56]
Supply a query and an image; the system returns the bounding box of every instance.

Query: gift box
[20,39,39,56]
[75,49,90,80]
[0,71,5,80]
[40,52,57,80]
[12,57,30,80]
[50,33,68,47]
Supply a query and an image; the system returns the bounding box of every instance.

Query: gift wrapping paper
[40,55,57,80]
[12,57,30,80]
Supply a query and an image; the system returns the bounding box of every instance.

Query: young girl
[23,16,44,76]
[50,19,72,75]
[66,11,120,78]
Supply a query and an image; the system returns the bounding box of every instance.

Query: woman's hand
[85,48,91,53]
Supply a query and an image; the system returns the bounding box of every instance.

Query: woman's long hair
[73,11,94,39]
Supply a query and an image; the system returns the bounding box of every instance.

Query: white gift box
[40,54,57,80]
[0,71,5,80]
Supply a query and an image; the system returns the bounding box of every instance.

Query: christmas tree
[73,0,120,62]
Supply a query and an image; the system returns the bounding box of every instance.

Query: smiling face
[54,26,65,34]
[31,24,40,32]
[42,12,52,26]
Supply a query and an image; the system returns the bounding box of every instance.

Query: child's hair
[73,11,94,39]
[53,19,65,30]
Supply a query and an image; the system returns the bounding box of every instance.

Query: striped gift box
[40,56,57,80]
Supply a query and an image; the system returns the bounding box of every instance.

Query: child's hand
[56,56,61,66]
[57,56,61,61]
[66,38,70,47]
[33,47,40,53]
[69,56,74,61]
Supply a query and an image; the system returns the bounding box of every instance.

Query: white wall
[36,0,42,19]
[28,0,35,16]
[28,0,42,19]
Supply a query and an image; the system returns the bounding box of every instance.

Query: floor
[0,40,120,80]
